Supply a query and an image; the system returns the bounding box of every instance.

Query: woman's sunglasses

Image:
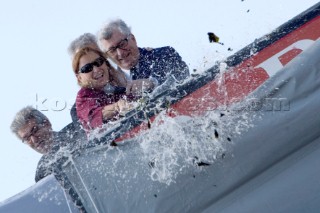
[79,57,106,74]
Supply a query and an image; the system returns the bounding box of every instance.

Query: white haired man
[98,18,190,87]
[10,106,86,211]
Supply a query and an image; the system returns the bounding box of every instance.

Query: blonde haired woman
[72,47,154,134]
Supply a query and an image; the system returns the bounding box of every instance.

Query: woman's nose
[92,66,102,74]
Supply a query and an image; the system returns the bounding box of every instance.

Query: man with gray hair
[11,106,58,154]
[10,106,86,211]
[97,18,190,87]
[10,106,85,181]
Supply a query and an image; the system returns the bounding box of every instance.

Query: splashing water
[134,106,252,185]
[57,59,257,194]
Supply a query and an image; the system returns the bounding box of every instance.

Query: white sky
[0,0,318,202]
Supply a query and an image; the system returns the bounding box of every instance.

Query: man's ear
[131,34,137,43]
[43,119,52,128]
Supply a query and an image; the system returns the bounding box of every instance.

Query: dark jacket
[35,123,87,212]
[35,122,86,182]
[131,47,189,85]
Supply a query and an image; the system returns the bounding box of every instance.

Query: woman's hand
[126,79,156,95]
[102,102,119,120]
[116,99,134,116]
[102,99,133,120]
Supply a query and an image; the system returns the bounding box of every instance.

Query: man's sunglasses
[79,57,106,74]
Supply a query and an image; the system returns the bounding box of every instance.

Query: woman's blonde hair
[72,47,115,87]
[72,47,109,74]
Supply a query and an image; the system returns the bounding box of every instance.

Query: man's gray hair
[97,18,132,51]
[68,33,98,56]
[10,106,49,139]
